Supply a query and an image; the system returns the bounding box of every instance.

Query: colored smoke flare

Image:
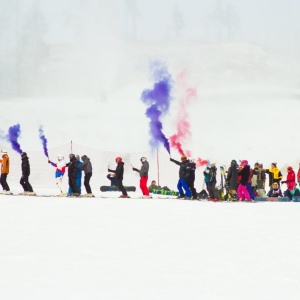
[7,124,22,154]
[39,126,49,157]
[141,61,173,153]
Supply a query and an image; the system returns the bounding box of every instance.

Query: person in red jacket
[282,166,296,191]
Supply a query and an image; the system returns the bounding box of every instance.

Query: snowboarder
[48,154,66,196]
[20,152,35,195]
[78,155,93,196]
[132,157,150,198]
[170,155,192,199]
[108,157,129,198]
[0,150,10,194]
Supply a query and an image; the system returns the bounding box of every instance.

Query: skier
[170,155,192,199]
[237,160,251,201]
[188,158,197,199]
[265,163,283,188]
[108,157,130,198]
[78,155,94,196]
[67,153,80,196]
[48,154,66,196]
[0,150,10,194]
[20,152,35,195]
[132,157,150,198]
[267,182,283,197]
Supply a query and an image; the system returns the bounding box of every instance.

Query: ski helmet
[115,157,122,163]
[140,157,147,162]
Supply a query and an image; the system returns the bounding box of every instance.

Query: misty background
[1,0,299,99]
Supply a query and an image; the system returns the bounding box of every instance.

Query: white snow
[0,193,300,300]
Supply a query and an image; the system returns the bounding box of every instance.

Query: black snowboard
[100,186,136,192]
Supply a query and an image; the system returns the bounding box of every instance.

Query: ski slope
[0,192,300,300]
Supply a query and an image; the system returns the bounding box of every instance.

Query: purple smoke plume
[7,124,22,154]
[141,61,173,153]
[39,126,49,157]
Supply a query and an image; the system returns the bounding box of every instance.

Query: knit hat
[1,150,7,154]
[241,160,248,165]
[287,166,293,171]
[271,162,277,167]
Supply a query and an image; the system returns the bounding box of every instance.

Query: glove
[48,159,50,163]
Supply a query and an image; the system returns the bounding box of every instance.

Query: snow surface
[1,192,300,300]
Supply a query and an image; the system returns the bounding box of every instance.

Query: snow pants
[177,178,191,197]
[140,176,149,196]
[84,172,92,194]
[0,173,10,191]
[237,184,250,200]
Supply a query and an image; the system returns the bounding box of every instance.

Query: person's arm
[132,167,139,172]
[108,168,116,173]
[170,158,181,166]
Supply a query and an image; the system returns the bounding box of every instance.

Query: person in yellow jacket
[0,150,10,193]
[265,162,283,188]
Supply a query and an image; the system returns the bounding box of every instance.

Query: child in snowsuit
[132,157,150,198]
[48,154,66,195]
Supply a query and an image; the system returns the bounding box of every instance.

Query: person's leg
[117,179,127,196]
[20,177,27,191]
[84,173,92,194]
[181,178,191,198]
[140,176,149,195]
[177,179,184,197]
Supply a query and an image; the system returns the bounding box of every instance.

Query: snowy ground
[1,192,300,300]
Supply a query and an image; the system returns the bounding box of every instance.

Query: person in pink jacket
[282,166,296,191]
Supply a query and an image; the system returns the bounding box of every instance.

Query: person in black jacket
[20,152,34,195]
[67,153,80,196]
[108,157,130,198]
[188,158,197,199]
[226,159,238,199]
[170,155,192,199]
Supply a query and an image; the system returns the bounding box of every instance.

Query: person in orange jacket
[0,150,10,194]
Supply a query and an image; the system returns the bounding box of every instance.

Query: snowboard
[100,186,136,192]
[255,197,290,202]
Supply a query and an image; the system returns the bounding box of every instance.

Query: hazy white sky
[36,0,300,55]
